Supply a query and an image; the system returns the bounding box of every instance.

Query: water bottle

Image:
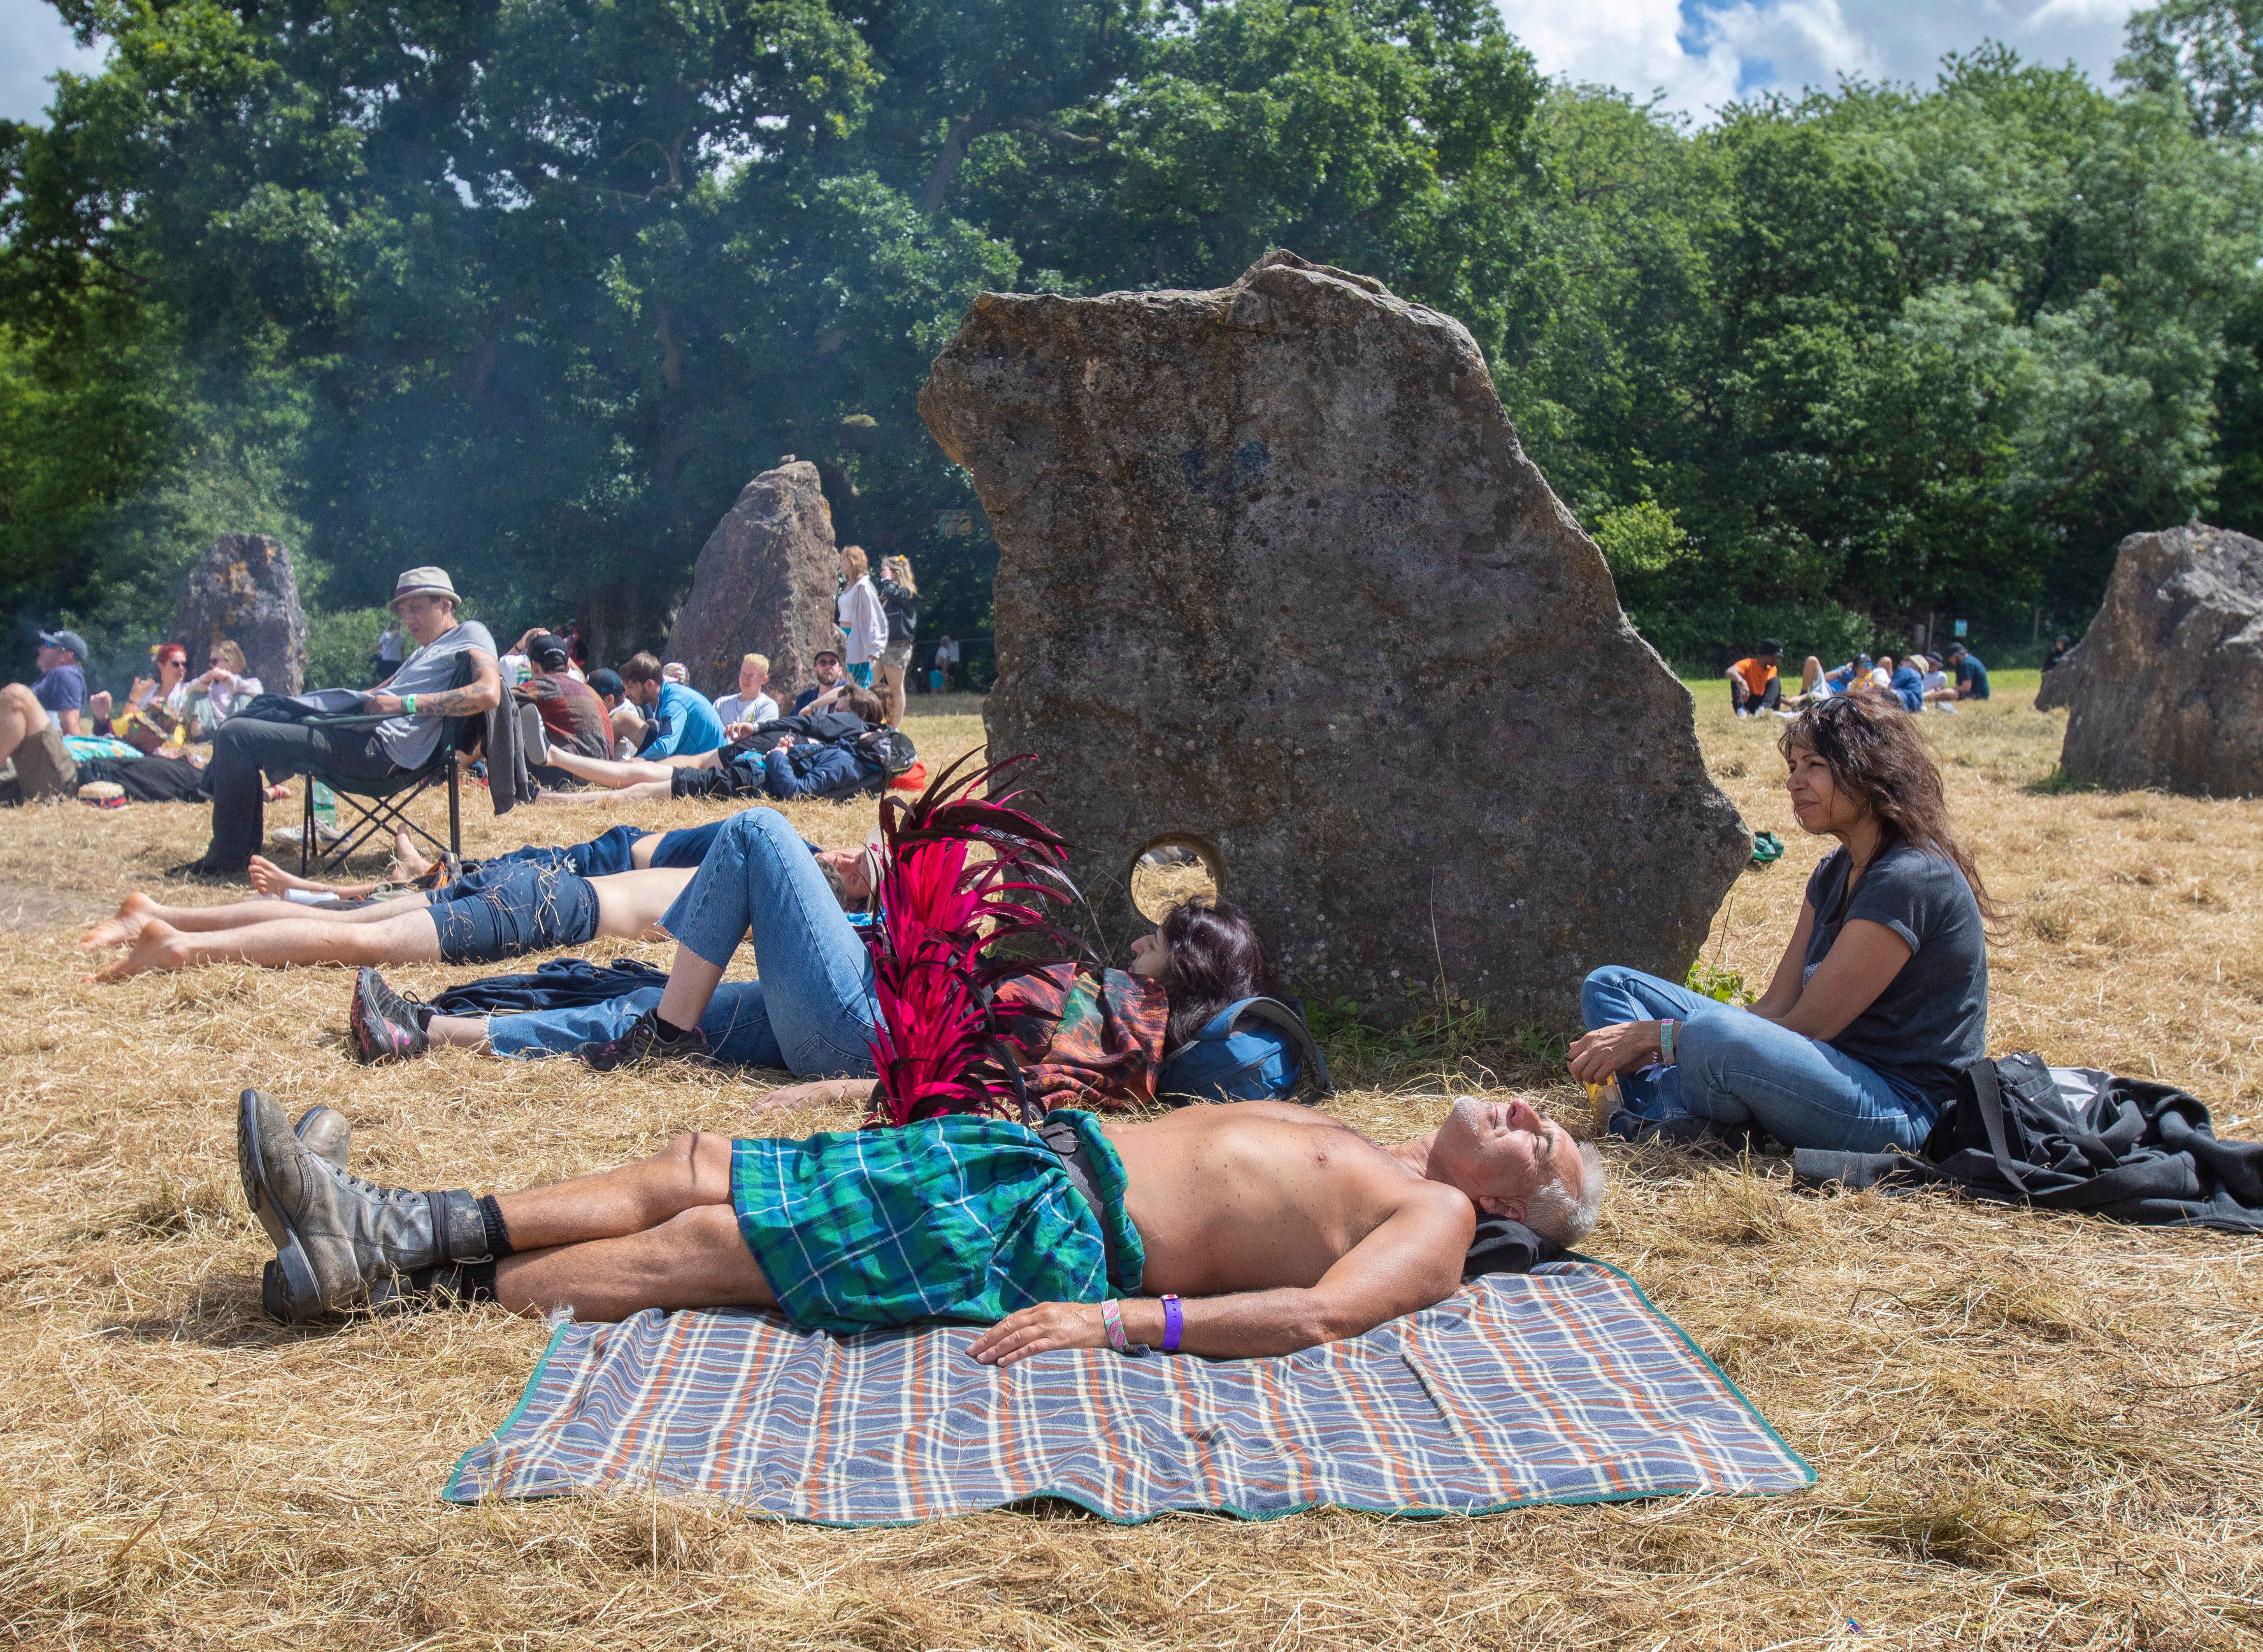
[311,781,338,838]
[1585,1076,1623,1128]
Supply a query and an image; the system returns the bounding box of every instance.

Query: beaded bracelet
[1161,1294,1183,1354]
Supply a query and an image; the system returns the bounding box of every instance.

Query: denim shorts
[428,860,601,965]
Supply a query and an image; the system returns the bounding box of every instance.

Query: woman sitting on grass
[1570,693,1995,1152]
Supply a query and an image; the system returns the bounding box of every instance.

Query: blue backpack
[1157,997,1334,1106]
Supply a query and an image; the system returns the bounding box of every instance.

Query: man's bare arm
[968,1181,1475,1366]
[365,651,503,719]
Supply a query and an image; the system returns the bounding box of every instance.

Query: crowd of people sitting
[3,556,929,870]
[1724,636,1993,719]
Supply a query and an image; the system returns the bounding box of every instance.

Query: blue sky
[4,0,2145,125]
[1499,0,2142,117]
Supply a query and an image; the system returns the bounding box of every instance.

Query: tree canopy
[4,0,2260,677]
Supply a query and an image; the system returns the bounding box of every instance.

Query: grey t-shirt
[374,620,496,767]
[1802,841,1988,1107]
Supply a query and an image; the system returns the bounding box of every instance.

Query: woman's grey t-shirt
[1801,842,1988,1106]
[374,620,497,767]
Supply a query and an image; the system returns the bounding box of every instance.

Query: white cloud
[1497,0,1744,113]
[1705,0,1883,83]
[1497,0,2147,122]
[1,0,104,123]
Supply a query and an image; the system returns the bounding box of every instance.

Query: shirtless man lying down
[236,1090,1605,1351]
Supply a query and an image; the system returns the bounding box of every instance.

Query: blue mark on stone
[1180,439,1272,502]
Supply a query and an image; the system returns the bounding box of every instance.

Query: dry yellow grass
[1,688,2258,1650]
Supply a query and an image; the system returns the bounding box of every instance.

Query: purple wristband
[1161,1294,1183,1354]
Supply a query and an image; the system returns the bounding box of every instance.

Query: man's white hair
[1525,1142,1606,1246]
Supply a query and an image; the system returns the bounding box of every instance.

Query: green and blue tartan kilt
[730,1110,1145,1335]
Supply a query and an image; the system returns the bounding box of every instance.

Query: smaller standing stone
[664,461,840,704]
[171,534,309,695]
[2060,524,2263,796]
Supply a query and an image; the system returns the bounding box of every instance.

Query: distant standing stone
[665,461,840,705]
[919,250,1752,1029]
[2061,524,2263,796]
[171,534,309,695]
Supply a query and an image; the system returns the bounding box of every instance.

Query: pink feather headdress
[862,751,1083,1126]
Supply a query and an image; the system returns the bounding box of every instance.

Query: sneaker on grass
[579,1006,709,1071]
[351,966,431,1064]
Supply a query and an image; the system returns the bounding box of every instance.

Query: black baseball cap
[39,628,90,661]
[527,631,571,670]
[588,667,626,698]
[1757,637,1783,657]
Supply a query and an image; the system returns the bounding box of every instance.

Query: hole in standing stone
[1130,833,1224,924]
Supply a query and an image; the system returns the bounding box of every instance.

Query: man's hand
[969,1302,1110,1367]
[1567,1019,1663,1084]
[364,692,406,715]
[748,1076,875,1114]
[724,721,754,740]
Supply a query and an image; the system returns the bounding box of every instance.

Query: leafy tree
[1499,54,2259,664]
[2121,0,2263,137]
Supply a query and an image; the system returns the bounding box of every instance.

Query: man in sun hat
[186,565,502,875]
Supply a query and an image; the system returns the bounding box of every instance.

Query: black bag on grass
[1796,1053,2263,1232]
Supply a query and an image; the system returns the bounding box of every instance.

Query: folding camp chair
[297,716,474,876]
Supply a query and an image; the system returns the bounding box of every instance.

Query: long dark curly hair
[1778,694,2003,925]
[1158,899,1276,1049]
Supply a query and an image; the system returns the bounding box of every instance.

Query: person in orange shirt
[1726,639,1784,717]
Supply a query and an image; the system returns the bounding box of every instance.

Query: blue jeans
[489,981,785,1068]
[483,815,752,880]
[659,807,876,1077]
[1580,965,1935,1152]
[484,824,645,879]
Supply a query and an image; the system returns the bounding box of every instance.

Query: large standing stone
[664,460,839,703]
[2061,524,2263,796]
[171,534,308,695]
[918,251,1751,1028]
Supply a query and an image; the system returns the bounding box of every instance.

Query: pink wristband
[1101,1298,1131,1353]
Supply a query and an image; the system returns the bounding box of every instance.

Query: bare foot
[84,918,187,982]
[390,826,433,881]
[80,891,157,951]
[249,855,313,898]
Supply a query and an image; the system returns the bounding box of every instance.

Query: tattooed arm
[363,650,503,719]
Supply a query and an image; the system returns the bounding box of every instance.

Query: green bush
[303,605,395,689]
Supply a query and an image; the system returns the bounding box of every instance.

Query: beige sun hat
[389,566,460,610]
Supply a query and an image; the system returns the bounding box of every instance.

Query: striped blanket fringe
[445,1261,1812,1524]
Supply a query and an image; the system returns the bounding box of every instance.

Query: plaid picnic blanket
[445,1261,1812,1523]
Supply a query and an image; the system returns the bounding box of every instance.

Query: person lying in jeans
[1569,692,1994,1152]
